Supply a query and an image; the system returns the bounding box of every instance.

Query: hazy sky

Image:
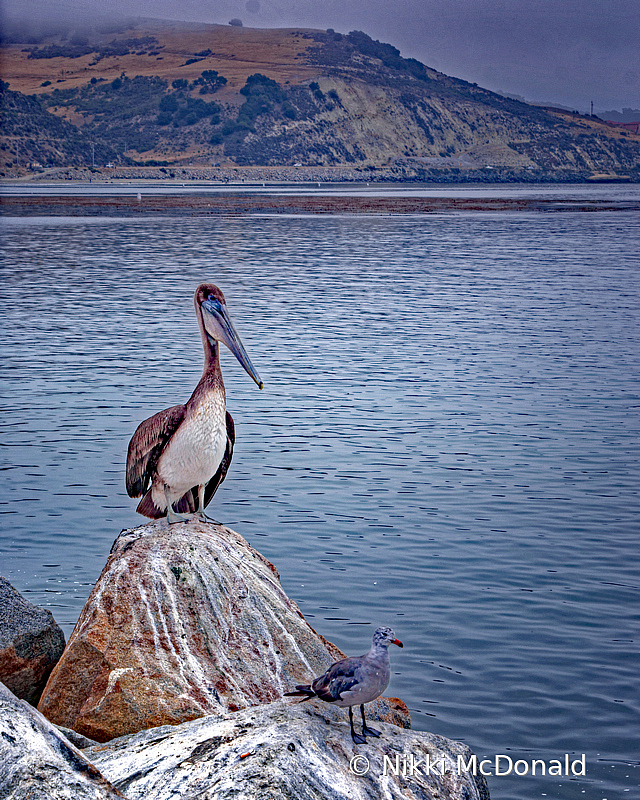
[4,0,639,111]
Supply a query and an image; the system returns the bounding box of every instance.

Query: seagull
[125,283,262,523]
[285,626,403,744]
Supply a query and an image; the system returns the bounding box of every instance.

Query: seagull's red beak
[392,638,403,648]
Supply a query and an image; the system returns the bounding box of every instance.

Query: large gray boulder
[87,699,489,800]
[0,575,65,705]
[0,682,123,800]
[38,521,409,742]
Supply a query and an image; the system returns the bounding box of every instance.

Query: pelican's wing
[311,657,360,702]
[125,404,186,498]
[201,411,235,509]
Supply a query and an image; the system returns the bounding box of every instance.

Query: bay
[1,186,639,799]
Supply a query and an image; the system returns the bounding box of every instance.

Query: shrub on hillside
[193,70,227,94]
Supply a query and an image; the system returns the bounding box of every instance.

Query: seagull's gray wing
[311,656,361,702]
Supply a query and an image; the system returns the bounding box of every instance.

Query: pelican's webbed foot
[194,511,220,524]
[166,508,193,524]
[195,484,221,524]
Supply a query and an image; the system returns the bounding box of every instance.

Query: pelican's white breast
[156,391,227,494]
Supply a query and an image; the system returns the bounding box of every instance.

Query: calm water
[1,190,639,799]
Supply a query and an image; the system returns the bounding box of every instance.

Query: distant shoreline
[2,191,638,216]
[2,163,638,188]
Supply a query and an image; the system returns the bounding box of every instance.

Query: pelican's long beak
[202,298,263,389]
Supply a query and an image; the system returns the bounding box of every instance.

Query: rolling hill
[1,17,639,179]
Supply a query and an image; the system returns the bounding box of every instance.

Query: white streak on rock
[103,669,132,700]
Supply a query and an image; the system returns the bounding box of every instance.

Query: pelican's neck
[203,334,219,374]
[196,305,224,395]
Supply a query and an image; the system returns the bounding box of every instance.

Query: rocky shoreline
[4,163,638,186]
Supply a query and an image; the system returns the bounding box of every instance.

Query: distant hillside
[0,81,121,168]
[1,18,639,178]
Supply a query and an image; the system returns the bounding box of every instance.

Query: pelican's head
[195,283,263,389]
[373,626,404,648]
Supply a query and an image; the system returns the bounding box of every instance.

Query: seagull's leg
[165,486,192,524]
[360,704,381,738]
[349,706,367,744]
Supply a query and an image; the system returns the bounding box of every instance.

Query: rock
[0,682,123,800]
[87,699,489,800]
[0,575,66,705]
[38,520,409,742]
[55,725,100,750]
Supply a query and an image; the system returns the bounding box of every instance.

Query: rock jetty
[37,521,409,742]
[8,518,492,799]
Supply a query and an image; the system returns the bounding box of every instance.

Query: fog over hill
[2,0,638,113]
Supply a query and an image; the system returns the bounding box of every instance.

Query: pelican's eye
[203,295,223,314]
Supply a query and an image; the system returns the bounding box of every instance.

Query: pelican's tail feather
[137,486,197,519]
[136,490,165,519]
[174,491,197,514]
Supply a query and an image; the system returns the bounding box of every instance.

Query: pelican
[126,283,262,523]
